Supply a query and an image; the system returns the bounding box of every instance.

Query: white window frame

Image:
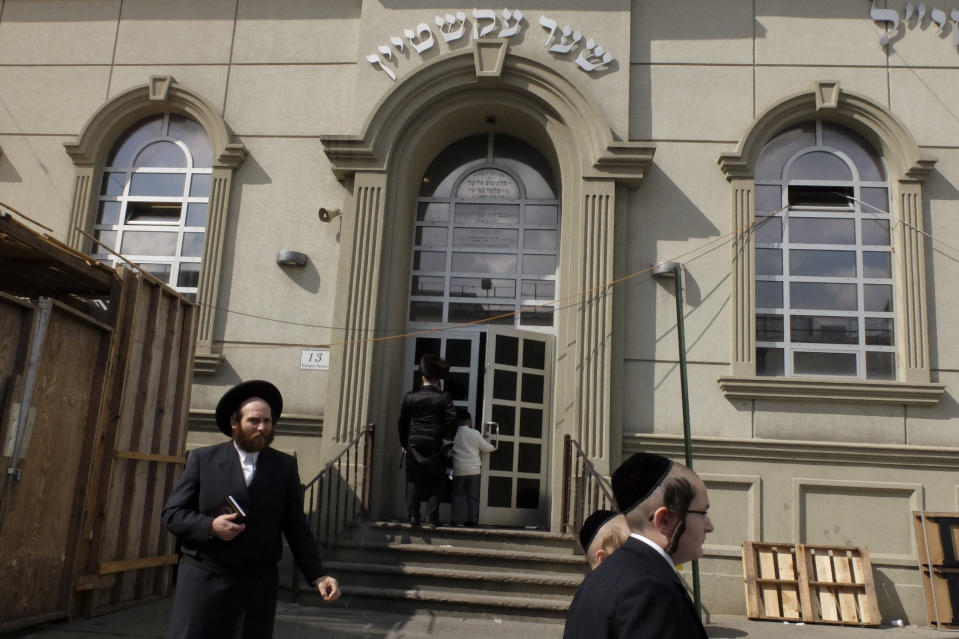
[408,137,561,335]
[754,125,895,381]
[93,114,212,301]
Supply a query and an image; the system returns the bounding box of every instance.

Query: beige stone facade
[2,0,958,622]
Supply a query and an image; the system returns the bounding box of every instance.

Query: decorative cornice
[189,409,323,437]
[718,82,932,183]
[904,159,937,183]
[192,352,223,376]
[319,135,381,181]
[717,375,945,406]
[591,141,657,187]
[216,143,248,169]
[64,78,247,170]
[321,49,626,187]
[624,432,959,470]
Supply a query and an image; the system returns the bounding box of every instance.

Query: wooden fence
[0,212,195,632]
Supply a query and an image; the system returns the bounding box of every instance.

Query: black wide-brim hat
[215,380,283,437]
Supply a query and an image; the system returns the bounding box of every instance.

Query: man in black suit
[564,453,714,639]
[163,380,340,639]
[398,354,458,526]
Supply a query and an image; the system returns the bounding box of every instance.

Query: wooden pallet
[743,541,881,626]
[913,511,959,629]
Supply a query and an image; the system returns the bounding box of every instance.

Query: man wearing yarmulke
[564,453,713,639]
[577,509,629,570]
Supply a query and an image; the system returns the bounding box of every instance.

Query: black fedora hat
[215,380,283,437]
[420,354,449,380]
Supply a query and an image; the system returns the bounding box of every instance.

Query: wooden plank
[136,293,177,600]
[98,554,179,575]
[795,545,815,623]
[742,542,761,618]
[113,450,186,464]
[76,270,139,617]
[814,550,839,622]
[0,310,101,623]
[109,280,161,606]
[777,547,801,619]
[832,552,859,622]
[854,547,882,625]
[758,548,781,617]
[73,574,117,592]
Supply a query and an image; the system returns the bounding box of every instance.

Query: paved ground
[6,596,956,638]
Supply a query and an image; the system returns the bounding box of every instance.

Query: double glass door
[403,327,552,528]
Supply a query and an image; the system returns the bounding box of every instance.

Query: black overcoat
[397,384,457,483]
[563,537,708,639]
[162,441,323,639]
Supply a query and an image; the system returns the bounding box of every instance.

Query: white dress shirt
[233,440,260,486]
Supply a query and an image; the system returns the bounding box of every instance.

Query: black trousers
[451,474,481,524]
[168,557,279,639]
[407,476,444,522]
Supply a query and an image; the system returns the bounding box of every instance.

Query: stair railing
[304,423,375,546]
[292,423,375,597]
[560,434,616,541]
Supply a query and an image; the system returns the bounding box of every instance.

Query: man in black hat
[398,354,458,526]
[564,453,713,639]
[162,380,340,639]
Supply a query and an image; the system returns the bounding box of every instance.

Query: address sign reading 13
[366,9,614,81]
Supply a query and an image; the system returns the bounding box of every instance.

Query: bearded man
[162,380,339,639]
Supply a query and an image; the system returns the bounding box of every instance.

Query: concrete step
[324,560,581,598]
[298,584,571,622]
[289,519,584,622]
[353,521,580,555]
[327,538,586,575]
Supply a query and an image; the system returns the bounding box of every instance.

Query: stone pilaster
[730,179,755,377]
[576,180,616,470]
[323,171,387,449]
[895,180,930,383]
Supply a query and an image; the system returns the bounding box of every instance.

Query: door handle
[483,421,499,446]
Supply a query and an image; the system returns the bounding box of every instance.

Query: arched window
[754,122,893,380]
[408,133,560,330]
[92,113,212,301]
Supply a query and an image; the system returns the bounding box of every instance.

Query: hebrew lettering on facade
[405,23,436,54]
[932,6,948,28]
[575,39,613,72]
[497,9,525,38]
[366,54,396,81]
[472,9,497,39]
[436,12,468,42]
[871,0,901,46]
[390,36,405,52]
[538,17,582,54]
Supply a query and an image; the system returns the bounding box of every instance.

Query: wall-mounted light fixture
[318,208,341,223]
[276,250,308,267]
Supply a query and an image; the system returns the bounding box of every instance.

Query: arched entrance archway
[321,45,654,529]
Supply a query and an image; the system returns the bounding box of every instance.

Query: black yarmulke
[611,453,673,514]
[579,509,619,552]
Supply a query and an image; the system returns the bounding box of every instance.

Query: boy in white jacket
[451,409,496,526]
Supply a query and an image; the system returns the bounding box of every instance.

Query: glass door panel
[479,327,552,527]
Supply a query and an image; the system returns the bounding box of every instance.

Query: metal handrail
[302,423,375,549]
[560,434,616,541]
